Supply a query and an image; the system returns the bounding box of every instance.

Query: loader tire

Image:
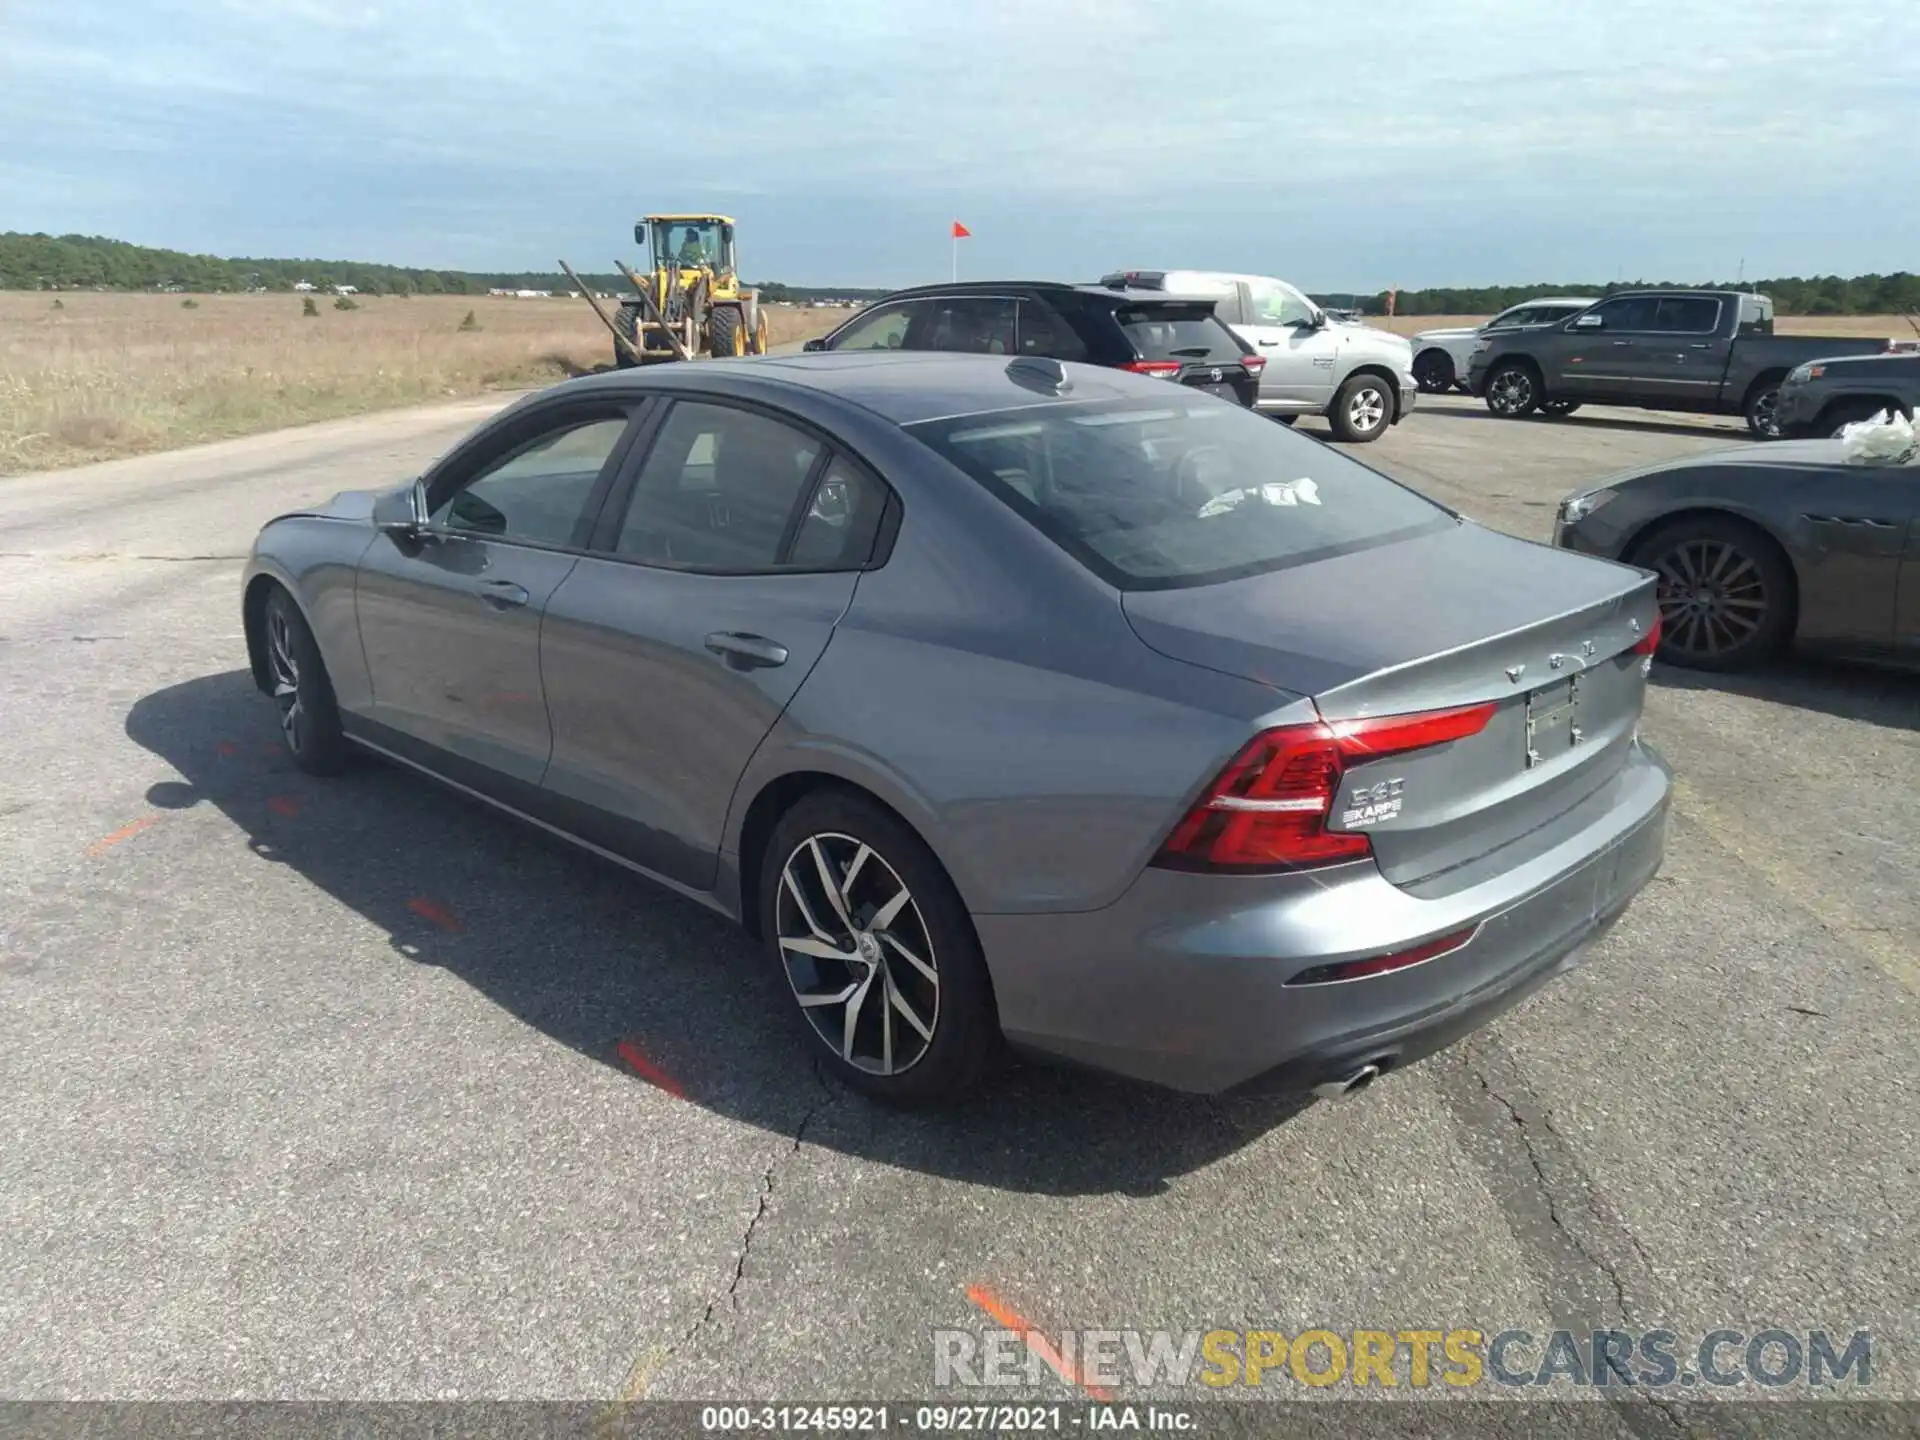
[613,305,642,369]
[707,305,745,359]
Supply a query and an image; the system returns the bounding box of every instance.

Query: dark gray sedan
[1554,441,1920,671]
[244,353,1670,1104]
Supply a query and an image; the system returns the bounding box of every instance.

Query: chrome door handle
[1688,342,1710,349]
[1257,339,1280,346]
[1611,340,1634,347]
[477,579,530,609]
[705,632,789,668]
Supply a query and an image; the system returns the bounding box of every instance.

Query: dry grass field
[1369,312,1917,340]
[0,293,830,474]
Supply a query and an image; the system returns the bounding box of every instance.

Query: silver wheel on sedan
[266,606,306,753]
[1652,540,1768,659]
[777,832,940,1076]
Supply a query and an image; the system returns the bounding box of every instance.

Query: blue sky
[5,0,1916,290]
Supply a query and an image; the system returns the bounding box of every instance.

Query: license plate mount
[1524,676,1582,769]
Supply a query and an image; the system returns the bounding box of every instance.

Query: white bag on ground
[1837,409,1918,464]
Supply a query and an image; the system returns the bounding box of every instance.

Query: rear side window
[1652,297,1720,334]
[907,398,1453,589]
[1016,299,1090,362]
[1117,304,1246,363]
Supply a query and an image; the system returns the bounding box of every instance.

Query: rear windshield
[1116,304,1244,363]
[907,398,1455,589]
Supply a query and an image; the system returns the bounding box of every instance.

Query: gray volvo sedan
[243,352,1671,1105]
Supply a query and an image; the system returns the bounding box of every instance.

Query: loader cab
[637,214,737,276]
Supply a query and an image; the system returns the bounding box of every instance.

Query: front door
[1788,464,1920,653]
[539,398,892,890]
[1238,277,1338,410]
[354,403,638,785]
[1555,294,1660,402]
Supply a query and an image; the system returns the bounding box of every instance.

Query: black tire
[1412,348,1455,394]
[1627,515,1794,672]
[760,789,999,1105]
[1328,373,1393,443]
[262,586,346,775]
[707,304,744,358]
[1820,400,1893,437]
[613,305,641,369]
[1483,361,1540,417]
[1744,378,1784,439]
[1538,400,1582,417]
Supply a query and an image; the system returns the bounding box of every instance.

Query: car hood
[1595,440,1849,487]
[270,483,405,526]
[1792,350,1920,377]
[1413,325,1478,342]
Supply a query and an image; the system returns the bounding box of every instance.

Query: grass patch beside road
[0,293,828,474]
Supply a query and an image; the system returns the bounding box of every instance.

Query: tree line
[5,232,1914,317]
[0,233,888,302]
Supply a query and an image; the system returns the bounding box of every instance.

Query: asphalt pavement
[1,389,1914,1419]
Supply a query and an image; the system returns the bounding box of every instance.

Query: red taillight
[1633,613,1662,657]
[1153,702,1497,873]
[1240,354,1267,377]
[1123,360,1183,380]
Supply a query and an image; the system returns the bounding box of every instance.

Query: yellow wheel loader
[603,214,770,366]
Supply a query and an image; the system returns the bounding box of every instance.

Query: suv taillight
[1240,354,1267,377]
[1153,703,1497,873]
[1633,614,1662,657]
[1122,360,1183,380]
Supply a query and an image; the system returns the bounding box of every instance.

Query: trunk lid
[1124,522,1658,892]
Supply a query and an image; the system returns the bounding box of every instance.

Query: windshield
[653,219,728,267]
[907,398,1454,589]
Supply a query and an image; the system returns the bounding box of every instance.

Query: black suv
[802,282,1264,407]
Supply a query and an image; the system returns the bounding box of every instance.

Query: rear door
[1630,295,1727,407]
[538,397,893,889]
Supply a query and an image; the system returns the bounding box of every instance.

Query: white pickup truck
[1100,270,1417,443]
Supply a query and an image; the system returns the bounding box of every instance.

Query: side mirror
[1573,313,1604,330]
[633,223,647,248]
[374,479,431,542]
[803,337,828,353]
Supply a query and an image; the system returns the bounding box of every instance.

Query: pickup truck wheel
[1484,362,1539,418]
[1329,374,1392,442]
[1744,381,1784,440]
[1538,400,1582,417]
[1412,349,1455,393]
[1628,516,1793,672]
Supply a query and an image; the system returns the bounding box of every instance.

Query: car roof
[546,351,1157,427]
[1513,297,1600,307]
[852,280,1212,306]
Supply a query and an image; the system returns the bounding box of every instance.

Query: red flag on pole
[951,220,971,238]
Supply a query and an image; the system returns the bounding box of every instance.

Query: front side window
[908,398,1453,589]
[1246,279,1317,327]
[433,415,628,547]
[829,301,924,351]
[1585,295,1660,332]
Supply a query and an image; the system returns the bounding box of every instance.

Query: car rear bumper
[974,740,1671,1095]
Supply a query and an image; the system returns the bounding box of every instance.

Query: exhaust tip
[1311,1062,1382,1101]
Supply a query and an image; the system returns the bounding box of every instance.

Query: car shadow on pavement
[1416,403,1751,443]
[127,671,1312,1199]
[1651,656,1920,731]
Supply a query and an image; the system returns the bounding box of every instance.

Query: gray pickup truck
[1466,290,1894,437]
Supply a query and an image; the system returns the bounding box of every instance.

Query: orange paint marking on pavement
[963,1284,1116,1401]
[86,816,159,857]
[260,741,285,758]
[615,1039,687,1099]
[406,897,463,932]
[265,795,300,818]
[215,741,239,758]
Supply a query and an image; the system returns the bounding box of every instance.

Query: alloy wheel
[266,607,305,753]
[1347,385,1387,433]
[1488,368,1534,414]
[1750,388,1781,439]
[1652,539,1769,659]
[776,832,940,1075]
